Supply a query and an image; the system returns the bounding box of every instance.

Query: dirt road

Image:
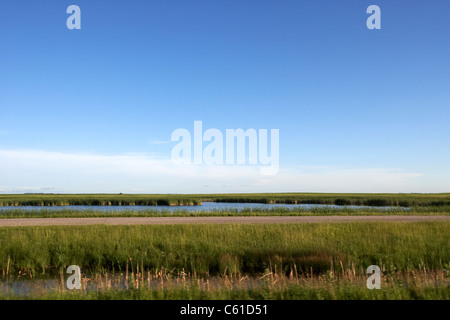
[0,215,448,227]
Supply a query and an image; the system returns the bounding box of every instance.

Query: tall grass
[0,194,202,207]
[0,223,448,277]
[207,193,450,207]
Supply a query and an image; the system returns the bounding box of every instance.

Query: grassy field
[1,193,450,207]
[1,222,448,276]
[0,222,449,299]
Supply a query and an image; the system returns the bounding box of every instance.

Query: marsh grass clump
[210,193,450,207]
[0,194,202,207]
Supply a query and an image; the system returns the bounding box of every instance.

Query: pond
[0,202,403,212]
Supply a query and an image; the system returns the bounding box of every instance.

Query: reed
[1,193,449,207]
[0,194,202,207]
[1,268,448,300]
[0,222,448,277]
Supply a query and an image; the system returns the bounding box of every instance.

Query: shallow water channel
[0,201,403,213]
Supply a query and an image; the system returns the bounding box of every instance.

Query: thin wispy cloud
[0,148,433,194]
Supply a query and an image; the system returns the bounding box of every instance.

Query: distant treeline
[0,193,449,207]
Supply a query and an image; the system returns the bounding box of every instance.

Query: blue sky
[0,0,449,193]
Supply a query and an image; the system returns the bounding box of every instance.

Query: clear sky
[0,0,449,194]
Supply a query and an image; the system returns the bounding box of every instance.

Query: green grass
[2,272,449,300]
[1,222,449,276]
[1,193,450,207]
[1,222,449,300]
[63,283,450,300]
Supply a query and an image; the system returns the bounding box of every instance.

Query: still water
[0,202,401,212]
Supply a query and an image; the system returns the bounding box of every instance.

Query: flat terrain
[0,215,449,227]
